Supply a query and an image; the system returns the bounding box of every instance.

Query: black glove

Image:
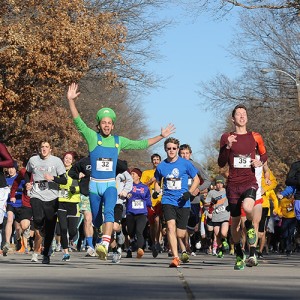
[69,186,76,194]
[182,191,191,201]
[211,198,217,205]
[152,191,159,199]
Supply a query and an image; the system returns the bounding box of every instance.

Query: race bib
[233,156,251,168]
[35,181,49,192]
[166,178,182,190]
[215,205,225,214]
[58,189,68,198]
[96,158,113,171]
[132,199,144,209]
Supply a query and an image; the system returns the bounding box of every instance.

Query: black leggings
[57,202,79,250]
[126,214,147,249]
[30,198,58,256]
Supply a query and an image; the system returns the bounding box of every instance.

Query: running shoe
[246,228,257,246]
[212,248,217,256]
[152,245,158,258]
[169,257,181,268]
[229,248,235,255]
[31,252,39,262]
[96,243,108,260]
[257,252,263,259]
[55,243,61,252]
[191,252,196,257]
[234,253,246,270]
[3,242,10,256]
[68,241,77,252]
[246,254,258,267]
[112,252,122,263]
[168,250,173,257]
[217,250,224,258]
[85,247,96,257]
[222,239,229,251]
[25,248,29,254]
[126,249,132,258]
[181,251,190,263]
[137,248,144,259]
[62,254,70,261]
[42,255,50,264]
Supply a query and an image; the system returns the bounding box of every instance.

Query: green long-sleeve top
[74,116,149,152]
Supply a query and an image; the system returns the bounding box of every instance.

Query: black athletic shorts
[162,204,190,230]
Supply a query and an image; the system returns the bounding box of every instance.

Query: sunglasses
[166,147,178,151]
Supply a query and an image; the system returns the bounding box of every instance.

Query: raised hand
[161,123,176,138]
[67,83,81,101]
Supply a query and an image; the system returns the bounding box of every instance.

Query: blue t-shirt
[154,156,198,208]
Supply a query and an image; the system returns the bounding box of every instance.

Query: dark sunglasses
[166,147,178,151]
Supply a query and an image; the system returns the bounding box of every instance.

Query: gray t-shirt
[188,160,211,204]
[26,155,66,201]
[116,171,133,205]
[205,189,230,223]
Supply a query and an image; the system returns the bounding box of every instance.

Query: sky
[142,5,240,164]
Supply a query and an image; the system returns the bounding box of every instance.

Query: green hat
[215,175,225,185]
[96,107,116,123]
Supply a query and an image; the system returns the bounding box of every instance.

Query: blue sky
[142,5,240,163]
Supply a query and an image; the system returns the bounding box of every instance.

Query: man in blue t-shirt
[154,137,200,268]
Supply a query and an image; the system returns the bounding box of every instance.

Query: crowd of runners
[0,85,299,270]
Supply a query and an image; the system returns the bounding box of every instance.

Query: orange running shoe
[137,248,144,258]
[16,239,25,253]
[169,257,180,268]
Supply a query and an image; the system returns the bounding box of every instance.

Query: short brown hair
[164,137,180,150]
[38,139,52,148]
[179,144,192,153]
[151,153,161,162]
[231,104,247,117]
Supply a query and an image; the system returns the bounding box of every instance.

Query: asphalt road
[1,250,300,300]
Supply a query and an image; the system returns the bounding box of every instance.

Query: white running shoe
[31,252,39,262]
[55,243,61,252]
[112,252,121,263]
[86,247,96,257]
[212,248,217,256]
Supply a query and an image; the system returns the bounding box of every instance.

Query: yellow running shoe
[181,251,190,263]
[96,244,108,260]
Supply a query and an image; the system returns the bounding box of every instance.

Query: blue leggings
[89,180,117,228]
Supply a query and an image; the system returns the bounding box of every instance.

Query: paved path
[1,251,300,300]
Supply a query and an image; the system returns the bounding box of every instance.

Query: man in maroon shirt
[218,104,267,270]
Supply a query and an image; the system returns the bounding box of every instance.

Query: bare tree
[182,1,300,18]
[198,9,300,186]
